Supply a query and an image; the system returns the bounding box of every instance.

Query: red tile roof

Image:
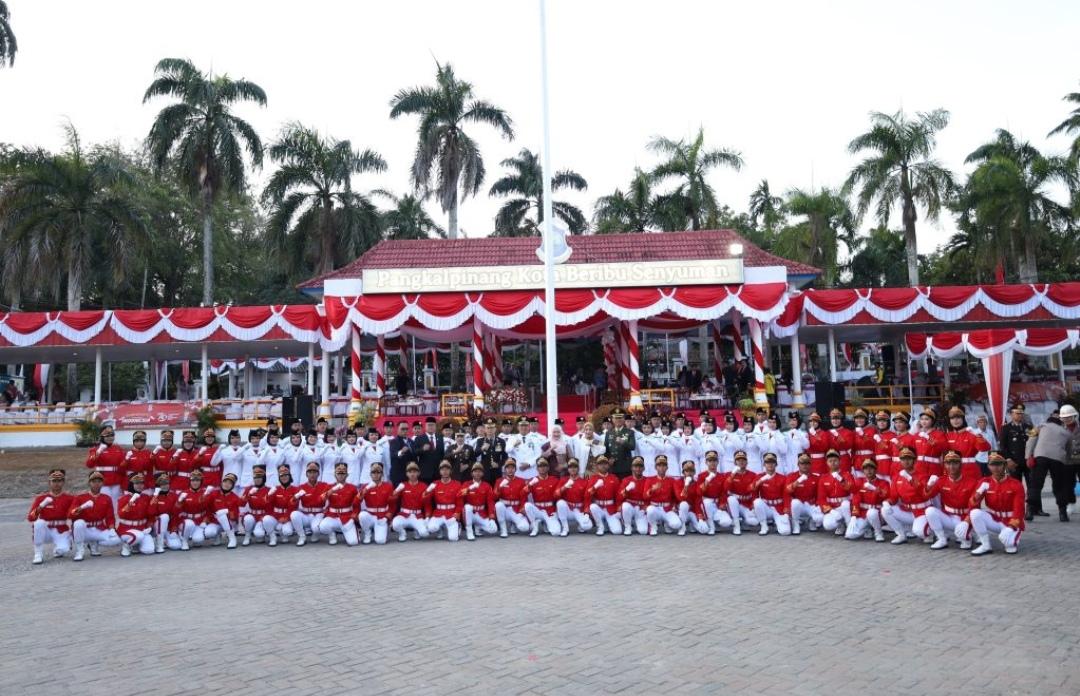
[298,229,820,289]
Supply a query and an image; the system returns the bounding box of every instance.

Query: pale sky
[3,0,1079,252]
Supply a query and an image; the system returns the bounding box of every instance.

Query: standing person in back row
[999,405,1029,488]
[1025,405,1079,522]
[605,408,636,477]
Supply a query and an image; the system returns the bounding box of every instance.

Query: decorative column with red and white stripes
[620,320,642,409]
[491,334,504,386]
[712,320,725,381]
[349,324,363,417]
[729,310,746,361]
[472,318,487,410]
[602,329,618,390]
[748,318,768,405]
[373,334,386,399]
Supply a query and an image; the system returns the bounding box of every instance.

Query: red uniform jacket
[495,476,528,514]
[207,489,242,522]
[944,429,990,480]
[117,492,154,532]
[618,475,651,509]
[243,485,272,519]
[268,485,301,523]
[874,431,898,478]
[426,479,463,519]
[889,432,919,475]
[85,444,126,487]
[785,471,820,505]
[359,482,396,520]
[754,473,789,514]
[151,446,177,484]
[588,473,621,514]
[806,428,834,475]
[527,476,561,513]
[928,475,976,518]
[727,469,759,508]
[817,472,853,513]
[888,472,932,515]
[559,477,591,511]
[124,448,154,484]
[395,481,429,518]
[195,445,222,488]
[27,492,74,532]
[173,488,210,529]
[914,430,947,480]
[69,492,115,530]
[852,426,878,469]
[324,483,360,521]
[696,470,727,501]
[972,476,1025,530]
[829,426,856,474]
[296,482,331,515]
[850,477,889,518]
[646,476,680,511]
[461,480,497,518]
[170,448,200,491]
[148,490,179,523]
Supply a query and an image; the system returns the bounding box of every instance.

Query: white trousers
[494,501,530,533]
[72,520,120,547]
[880,505,930,539]
[32,521,71,555]
[524,503,561,535]
[555,500,594,532]
[924,507,971,543]
[970,509,1021,548]
[319,517,360,545]
[179,520,210,545]
[752,500,792,535]
[845,509,883,539]
[119,528,156,554]
[153,513,181,550]
[726,496,760,526]
[789,499,823,530]
[677,502,710,534]
[646,505,683,532]
[243,513,268,540]
[702,498,734,531]
[427,516,460,541]
[620,502,648,535]
[822,501,852,532]
[261,516,295,540]
[290,511,324,539]
[464,505,499,535]
[589,504,623,534]
[102,485,122,514]
[358,511,389,544]
[390,514,429,538]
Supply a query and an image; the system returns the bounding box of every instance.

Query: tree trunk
[318,200,335,275]
[66,256,82,402]
[902,195,920,286]
[1020,231,1039,283]
[448,191,459,240]
[201,186,214,306]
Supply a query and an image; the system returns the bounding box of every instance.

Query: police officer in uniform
[999,404,1030,487]
[604,407,637,477]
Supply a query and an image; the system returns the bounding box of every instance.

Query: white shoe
[227,534,237,549]
[268,533,278,547]
[121,543,131,557]
[1004,544,1018,554]
[733,524,742,536]
[622,527,632,536]
[296,535,306,547]
[73,543,85,562]
[559,528,569,537]
[155,536,166,553]
[791,523,800,535]
[181,538,190,551]
[677,526,687,537]
[834,525,844,536]
[90,543,101,556]
[53,548,66,558]
[971,542,993,556]
[890,534,907,545]
[930,537,949,550]
[398,530,407,542]
[648,525,658,536]
[328,533,337,546]
[529,521,540,537]
[466,527,476,541]
[362,531,372,544]
[32,550,43,565]
[874,532,885,542]
[758,526,769,536]
[595,528,605,536]
[960,540,972,550]
[241,535,251,547]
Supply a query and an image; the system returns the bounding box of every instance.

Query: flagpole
[538,0,558,432]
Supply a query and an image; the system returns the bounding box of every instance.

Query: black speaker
[282,395,314,429]
[815,381,846,419]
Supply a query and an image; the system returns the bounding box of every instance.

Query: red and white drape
[350,325,363,405]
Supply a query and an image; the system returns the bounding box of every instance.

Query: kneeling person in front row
[495,459,530,537]
[924,451,976,550]
[27,468,73,564]
[319,463,361,546]
[71,469,122,559]
[845,459,888,542]
[969,452,1026,556]
[726,450,759,535]
[752,452,791,536]
[620,457,650,536]
[588,456,623,536]
[524,458,562,537]
[425,460,463,541]
[462,463,498,540]
[645,456,682,536]
[358,463,394,544]
[391,462,430,542]
[116,472,158,556]
[556,458,594,536]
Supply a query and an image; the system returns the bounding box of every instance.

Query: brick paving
[1,494,1078,696]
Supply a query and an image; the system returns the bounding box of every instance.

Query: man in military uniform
[604,408,637,477]
[447,430,476,482]
[474,417,507,485]
[999,404,1030,488]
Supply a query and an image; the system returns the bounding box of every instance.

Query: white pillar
[1057,351,1067,385]
[789,333,805,409]
[942,358,951,390]
[200,344,209,405]
[227,366,236,399]
[307,343,315,396]
[319,350,331,418]
[93,348,102,407]
[827,329,838,382]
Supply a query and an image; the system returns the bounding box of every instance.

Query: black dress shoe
[1060,510,1070,522]
[1035,510,1050,517]
[1025,511,1034,521]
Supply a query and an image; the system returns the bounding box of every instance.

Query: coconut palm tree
[592,168,687,233]
[748,179,784,232]
[963,129,1075,283]
[648,127,743,230]
[143,58,266,305]
[773,187,855,286]
[488,148,587,236]
[389,62,514,239]
[1048,85,1080,161]
[0,1,16,67]
[844,108,954,286]
[261,123,385,277]
[379,193,446,240]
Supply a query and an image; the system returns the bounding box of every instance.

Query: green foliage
[845,226,907,287]
[379,193,446,240]
[194,405,217,434]
[0,0,15,67]
[488,148,587,235]
[74,416,102,448]
[773,188,855,286]
[648,127,743,231]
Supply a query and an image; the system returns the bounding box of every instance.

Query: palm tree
[1048,85,1080,160]
[748,179,784,232]
[844,108,954,286]
[0,1,16,67]
[773,187,855,286]
[592,168,687,233]
[143,58,266,305]
[488,148,587,236]
[262,123,385,277]
[963,129,1075,283]
[846,226,908,287]
[389,62,514,239]
[380,193,446,240]
[648,127,743,230]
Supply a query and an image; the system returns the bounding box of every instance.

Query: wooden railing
[641,388,676,409]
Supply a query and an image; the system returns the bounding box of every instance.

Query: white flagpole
[539,0,558,432]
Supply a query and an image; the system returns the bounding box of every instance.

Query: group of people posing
[26,403,1032,564]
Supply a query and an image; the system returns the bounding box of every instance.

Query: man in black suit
[412,416,445,483]
[388,421,416,486]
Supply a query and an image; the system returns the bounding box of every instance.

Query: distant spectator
[395,366,410,396]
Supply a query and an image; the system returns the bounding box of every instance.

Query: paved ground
[1,493,1078,696]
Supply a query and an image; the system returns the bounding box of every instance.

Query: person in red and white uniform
[391,462,430,542]
[239,429,266,489]
[697,451,732,534]
[151,430,176,486]
[805,413,834,476]
[195,427,224,489]
[318,463,361,546]
[494,459,530,537]
[218,429,246,487]
[850,410,877,479]
[888,412,918,476]
[914,409,947,480]
[257,430,287,487]
[291,462,330,546]
[845,459,889,542]
[70,469,122,559]
[943,406,990,481]
[969,451,1026,555]
[587,456,623,536]
[827,408,856,475]
[726,450,760,535]
[556,458,594,536]
[85,425,125,511]
[461,463,498,540]
[818,450,854,536]
[619,456,651,536]
[206,472,242,549]
[644,456,683,536]
[124,431,154,485]
[786,453,822,534]
[924,451,976,550]
[173,469,211,550]
[115,472,157,556]
[752,452,791,536]
[676,459,710,535]
[782,412,810,475]
[147,472,180,552]
[264,465,300,546]
[524,458,562,537]
[358,462,395,544]
[424,460,463,541]
[240,464,272,545]
[27,468,73,564]
[872,411,897,479]
[881,446,933,544]
[336,430,365,486]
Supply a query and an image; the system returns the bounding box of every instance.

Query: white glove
[856,427,863,435]
[563,480,574,490]
[684,476,693,485]
[125,451,133,460]
[626,482,636,492]
[97,444,107,453]
[927,475,939,487]
[761,474,773,482]
[267,486,277,497]
[293,490,305,500]
[80,500,93,510]
[900,470,912,481]
[39,496,53,509]
[141,489,154,496]
[863,483,877,492]
[977,481,990,494]
[831,472,841,481]
[499,480,510,489]
[331,483,343,492]
[204,486,216,493]
[394,483,405,494]
[797,475,807,484]
[918,431,929,440]
[470,482,480,491]
[198,447,207,454]
[593,480,604,490]
[706,472,716,482]
[178,493,188,503]
[153,488,161,496]
[425,483,436,493]
[528,478,539,487]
